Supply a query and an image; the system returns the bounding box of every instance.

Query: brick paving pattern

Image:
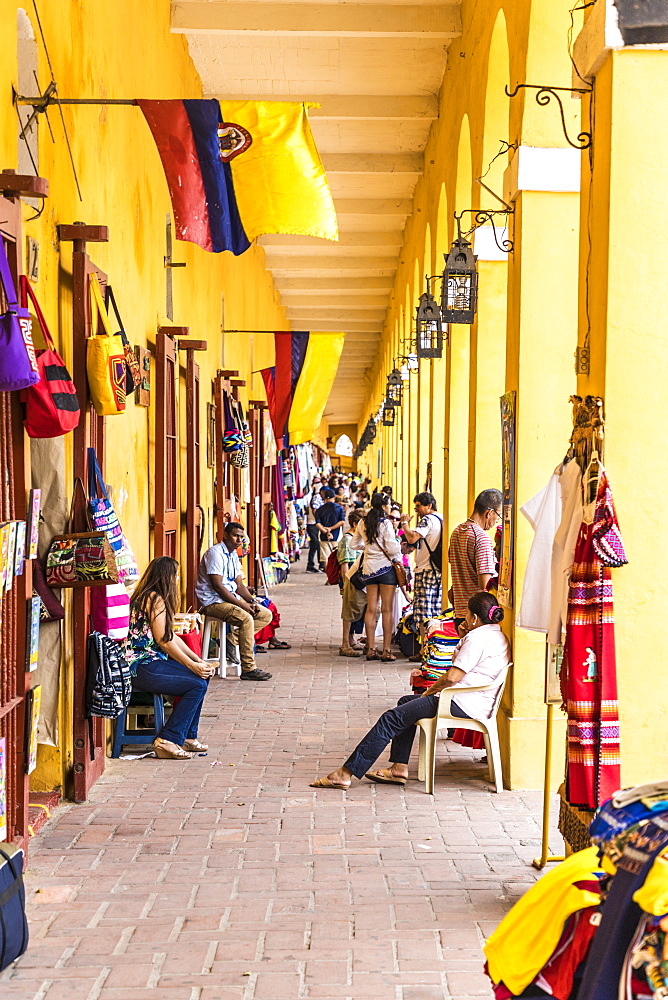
[2,563,560,999]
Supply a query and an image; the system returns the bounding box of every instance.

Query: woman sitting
[126,557,216,759]
[310,591,509,789]
[351,492,402,662]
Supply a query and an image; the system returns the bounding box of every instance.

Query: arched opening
[17,9,39,178]
[334,433,353,458]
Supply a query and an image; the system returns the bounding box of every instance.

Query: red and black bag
[325,550,341,586]
[19,276,80,438]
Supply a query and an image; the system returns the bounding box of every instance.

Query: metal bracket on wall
[505,84,593,150]
[454,208,514,253]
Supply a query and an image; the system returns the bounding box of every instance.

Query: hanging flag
[261,332,344,448]
[138,99,337,254]
[219,101,338,244]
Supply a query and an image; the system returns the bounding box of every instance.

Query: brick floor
[3,561,561,999]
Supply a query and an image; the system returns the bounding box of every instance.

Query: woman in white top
[310,591,510,789]
[351,492,402,662]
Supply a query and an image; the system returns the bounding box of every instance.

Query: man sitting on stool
[196,522,273,681]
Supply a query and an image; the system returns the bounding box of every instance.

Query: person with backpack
[125,556,216,759]
[336,510,366,657]
[400,492,443,661]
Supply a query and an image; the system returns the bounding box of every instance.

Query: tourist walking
[449,489,502,632]
[125,557,216,759]
[400,491,443,658]
[195,522,274,681]
[351,492,402,662]
[338,509,365,656]
[305,478,324,573]
[310,591,509,789]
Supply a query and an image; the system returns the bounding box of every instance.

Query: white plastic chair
[416,666,511,794]
[200,615,241,678]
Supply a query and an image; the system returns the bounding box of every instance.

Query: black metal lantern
[415,289,444,359]
[385,368,403,408]
[440,221,478,325]
[382,405,396,426]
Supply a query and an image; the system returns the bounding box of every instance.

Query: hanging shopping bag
[105,285,141,395]
[45,479,118,588]
[221,391,244,452]
[87,447,139,587]
[91,583,130,639]
[0,238,39,392]
[0,845,29,972]
[19,276,80,437]
[87,274,126,415]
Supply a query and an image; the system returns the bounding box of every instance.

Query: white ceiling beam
[260,232,403,251]
[210,96,438,121]
[322,153,422,175]
[335,199,412,217]
[172,3,461,39]
[269,257,397,273]
[284,297,388,310]
[275,277,394,293]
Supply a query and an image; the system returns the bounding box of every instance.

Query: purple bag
[0,237,39,392]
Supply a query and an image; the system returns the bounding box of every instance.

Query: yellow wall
[1,0,288,792]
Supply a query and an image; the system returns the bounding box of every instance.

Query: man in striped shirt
[448,489,502,633]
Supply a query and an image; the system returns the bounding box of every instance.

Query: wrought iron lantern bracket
[453,208,514,254]
[505,83,593,150]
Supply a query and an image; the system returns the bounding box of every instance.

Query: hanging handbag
[19,276,80,437]
[221,391,244,452]
[32,556,66,622]
[45,479,118,588]
[105,285,141,394]
[87,447,139,586]
[87,274,126,416]
[0,846,29,972]
[0,238,39,392]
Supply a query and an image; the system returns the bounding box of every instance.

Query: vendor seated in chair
[196,523,274,681]
[310,591,509,790]
[125,557,216,759]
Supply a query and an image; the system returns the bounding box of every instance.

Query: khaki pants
[320,538,336,564]
[203,602,273,673]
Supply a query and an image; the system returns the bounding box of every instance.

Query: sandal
[381,651,397,662]
[153,738,194,760]
[310,776,350,790]
[366,649,381,660]
[365,768,406,786]
[183,739,209,752]
[339,646,363,657]
[268,639,291,649]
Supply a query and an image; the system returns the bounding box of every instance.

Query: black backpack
[0,846,29,972]
[422,514,444,574]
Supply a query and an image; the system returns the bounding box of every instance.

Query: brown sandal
[381,651,397,662]
[366,649,381,660]
[153,738,194,760]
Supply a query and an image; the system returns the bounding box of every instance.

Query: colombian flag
[139,99,338,255]
[261,332,345,447]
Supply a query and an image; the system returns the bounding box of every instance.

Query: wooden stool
[201,614,241,678]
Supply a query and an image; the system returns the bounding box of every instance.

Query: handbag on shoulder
[0,237,39,392]
[87,274,126,415]
[45,478,118,588]
[19,276,80,437]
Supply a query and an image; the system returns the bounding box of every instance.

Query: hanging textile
[272,455,287,534]
[517,470,562,632]
[563,468,627,810]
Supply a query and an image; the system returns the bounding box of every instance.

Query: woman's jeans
[134,657,209,745]
[343,694,470,779]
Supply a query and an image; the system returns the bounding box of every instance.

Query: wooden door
[58,223,110,802]
[0,196,32,847]
[154,332,178,557]
[212,372,238,541]
[248,403,273,586]
[183,349,201,609]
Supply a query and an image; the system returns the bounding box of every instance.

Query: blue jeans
[306,524,321,568]
[134,657,209,746]
[343,694,470,779]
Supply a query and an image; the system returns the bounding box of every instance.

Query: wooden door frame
[0,193,32,848]
[154,329,180,558]
[213,370,238,541]
[58,223,110,803]
[178,339,206,610]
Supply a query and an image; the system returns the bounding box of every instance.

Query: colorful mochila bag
[19,276,80,437]
[0,236,39,392]
[104,285,142,395]
[87,274,126,416]
[87,447,139,588]
[221,391,244,452]
[45,479,118,589]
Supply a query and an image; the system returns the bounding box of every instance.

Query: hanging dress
[562,467,627,810]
